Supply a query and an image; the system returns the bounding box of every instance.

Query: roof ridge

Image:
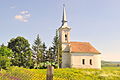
[70,41,89,43]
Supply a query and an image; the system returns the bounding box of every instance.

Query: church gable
[70,42,100,54]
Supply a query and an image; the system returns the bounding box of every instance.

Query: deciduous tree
[0,46,13,71]
[8,36,33,68]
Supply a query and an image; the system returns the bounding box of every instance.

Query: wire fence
[0,66,70,80]
[0,67,46,80]
[0,67,74,80]
[1,66,120,80]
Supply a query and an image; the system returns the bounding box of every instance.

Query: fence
[0,66,69,80]
[1,66,120,80]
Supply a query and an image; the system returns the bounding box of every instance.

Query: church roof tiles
[69,42,100,54]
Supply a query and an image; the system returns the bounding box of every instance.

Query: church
[58,6,101,69]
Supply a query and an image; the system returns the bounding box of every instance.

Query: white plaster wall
[71,53,101,69]
[59,28,70,43]
[62,53,71,68]
[62,43,70,51]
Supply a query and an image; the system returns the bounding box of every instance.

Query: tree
[32,34,44,68]
[52,30,62,68]
[47,47,54,63]
[8,36,33,68]
[1,43,5,47]
[42,42,47,62]
[0,46,13,71]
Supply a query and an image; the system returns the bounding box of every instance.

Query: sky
[0,0,120,61]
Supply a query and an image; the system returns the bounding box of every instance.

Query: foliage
[0,67,120,80]
[0,46,13,70]
[8,36,33,68]
[46,47,54,63]
[38,62,58,69]
[32,34,47,69]
[0,46,13,57]
[42,43,47,62]
[52,30,62,68]
[0,56,11,71]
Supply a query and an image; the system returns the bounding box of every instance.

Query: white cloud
[14,10,31,22]
[10,6,16,9]
[15,15,23,19]
[15,15,27,22]
[20,11,28,14]
[25,14,31,17]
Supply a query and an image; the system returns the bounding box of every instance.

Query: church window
[90,59,92,65]
[82,59,85,65]
[65,34,67,41]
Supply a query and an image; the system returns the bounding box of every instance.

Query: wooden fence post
[46,65,54,80]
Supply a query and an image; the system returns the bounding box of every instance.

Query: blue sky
[0,0,120,61]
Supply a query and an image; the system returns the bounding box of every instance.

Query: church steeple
[58,4,71,43]
[62,4,68,26]
[60,4,70,29]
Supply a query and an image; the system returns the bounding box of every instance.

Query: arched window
[82,59,85,65]
[65,34,67,41]
[90,59,92,65]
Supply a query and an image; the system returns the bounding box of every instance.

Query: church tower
[58,5,71,52]
[58,5,71,68]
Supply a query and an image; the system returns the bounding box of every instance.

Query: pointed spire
[62,4,68,26]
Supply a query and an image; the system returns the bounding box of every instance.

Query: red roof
[69,42,100,54]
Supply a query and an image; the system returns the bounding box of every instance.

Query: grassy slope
[0,67,120,80]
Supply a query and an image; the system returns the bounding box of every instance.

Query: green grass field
[0,66,120,80]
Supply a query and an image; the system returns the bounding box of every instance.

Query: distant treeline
[102,61,120,67]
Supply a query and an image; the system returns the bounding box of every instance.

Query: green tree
[42,42,47,62]
[0,46,13,71]
[52,30,62,68]
[32,34,44,68]
[46,47,54,63]
[1,43,5,47]
[8,36,33,68]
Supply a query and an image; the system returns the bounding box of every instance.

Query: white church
[58,6,101,69]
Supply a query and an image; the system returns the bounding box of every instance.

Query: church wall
[62,52,71,68]
[62,43,70,51]
[71,53,101,69]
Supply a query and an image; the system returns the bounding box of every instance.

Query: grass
[0,66,120,80]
